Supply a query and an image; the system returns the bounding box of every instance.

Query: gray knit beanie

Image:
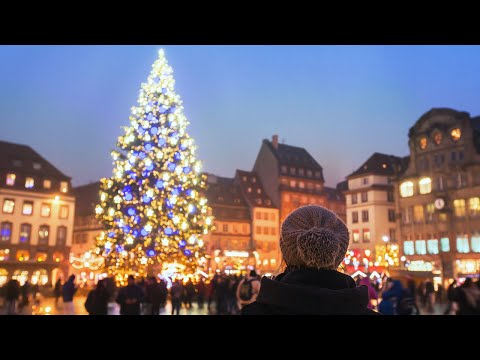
[280,205,349,270]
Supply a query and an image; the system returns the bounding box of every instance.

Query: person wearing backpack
[236,270,261,310]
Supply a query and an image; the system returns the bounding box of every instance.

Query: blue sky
[1,45,480,187]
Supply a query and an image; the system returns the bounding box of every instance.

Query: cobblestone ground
[1,295,449,315]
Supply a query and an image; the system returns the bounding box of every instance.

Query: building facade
[253,135,346,224]
[0,140,74,286]
[396,108,480,285]
[345,153,406,258]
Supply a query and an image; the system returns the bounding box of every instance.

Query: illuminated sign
[224,250,249,258]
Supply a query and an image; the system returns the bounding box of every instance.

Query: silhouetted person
[54,279,62,306]
[5,279,20,315]
[146,276,163,315]
[62,275,78,315]
[170,279,184,315]
[196,278,206,309]
[116,275,145,315]
[85,279,109,315]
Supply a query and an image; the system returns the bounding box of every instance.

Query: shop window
[0,268,8,286]
[404,241,414,255]
[427,239,439,254]
[16,250,30,262]
[400,181,414,197]
[12,270,29,286]
[419,177,432,194]
[440,237,450,252]
[469,197,480,216]
[415,240,426,255]
[453,199,466,217]
[456,235,470,253]
[471,235,480,253]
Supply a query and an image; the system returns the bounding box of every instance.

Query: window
[3,199,15,214]
[352,211,359,223]
[388,209,396,222]
[0,249,10,261]
[469,197,480,216]
[281,166,287,174]
[351,194,358,204]
[402,207,412,224]
[315,171,321,178]
[242,176,247,182]
[271,227,276,236]
[400,181,414,197]
[255,212,261,220]
[255,198,262,205]
[1,222,12,243]
[433,131,442,145]
[419,177,432,194]
[6,173,16,186]
[427,239,439,254]
[222,224,228,232]
[352,230,360,243]
[404,241,414,255]
[57,226,67,246]
[362,229,370,242]
[315,184,321,191]
[362,210,369,222]
[436,176,445,191]
[434,154,445,167]
[419,136,427,149]
[457,173,467,188]
[450,128,462,141]
[38,225,50,246]
[25,177,34,188]
[298,181,305,189]
[307,182,314,190]
[307,170,313,177]
[415,240,427,255]
[256,226,262,234]
[33,162,42,170]
[451,151,457,162]
[247,187,252,193]
[256,188,262,194]
[35,252,47,262]
[426,203,435,222]
[290,167,296,175]
[471,234,480,253]
[13,159,22,167]
[19,223,31,244]
[298,168,305,176]
[439,213,447,222]
[263,212,269,220]
[440,237,450,252]
[252,177,256,183]
[16,250,29,262]
[60,181,69,193]
[413,205,424,223]
[43,179,51,189]
[263,227,269,235]
[456,235,470,253]
[453,199,466,217]
[22,201,33,216]
[459,151,464,161]
[289,180,297,188]
[389,228,396,242]
[41,203,51,217]
[361,192,368,203]
[363,177,369,185]
[270,213,276,221]
[387,191,394,202]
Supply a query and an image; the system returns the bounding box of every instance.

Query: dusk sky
[2,45,480,187]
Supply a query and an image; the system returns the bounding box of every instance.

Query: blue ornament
[184,249,191,256]
[158,138,166,146]
[161,87,167,94]
[116,245,124,253]
[123,225,131,233]
[123,185,132,193]
[145,143,153,152]
[167,211,174,218]
[139,152,146,160]
[148,101,154,107]
[138,127,146,135]
[150,127,158,135]
[147,249,155,257]
[142,195,151,203]
[185,189,193,197]
[124,193,133,201]
[147,113,154,121]
[183,167,191,174]
[105,248,111,255]
[167,163,176,172]
[159,106,167,114]
[174,152,181,161]
[130,172,137,179]
[141,229,148,236]
[171,186,181,196]
[189,205,196,214]
[108,232,115,238]
[132,230,139,237]
[153,77,160,84]
[164,227,173,236]
[179,240,186,248]
[165,199,173,208]
[127,208,136,216]
[170,106,176,113]
[170,132,178,138]
[179,143,187,151]
[146,164,154,171]
[156,180,164,189]
[134,216,141,224]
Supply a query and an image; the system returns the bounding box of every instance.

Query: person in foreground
[242,205,379,315]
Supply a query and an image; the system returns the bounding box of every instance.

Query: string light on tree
[95,49,213,279]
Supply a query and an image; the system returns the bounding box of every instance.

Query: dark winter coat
[85,288,109,315]
[242,268,379,315]
[116,284,145,315]
[5,280,20,301]
[62,279,77,302]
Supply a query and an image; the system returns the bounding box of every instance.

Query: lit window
[2,199,15,214]
[433,131,442,145]
[314,184,321,191]
[415,240,426,255]
[257,188,262,194]
[440,237,450,252]
[352,230,360,243]
[307,170,312,177]
[38,225,50,246]
[25,177,34,189]
[281,166,287,174]
[263,212,269,220]
[256,226,262,234]
[6,173,16,186]
[450,128,462,141]
[419,136,427,150]
[16,250,30,262]
[413,205,424,223]
[427,239,439,254]
[289,180,296,188]
[404,241,414,255]
[298,168,305,176]
[252,177,256,183]
[35,253,47,262]
[56,226,67,246]
[255,212,261,220]
[43,179,51,189]
[315,171,321,178]
[471,235,480,253]
[60,181,68,193]
[270,213,276,221]
[247,187,252,193]
[19,224,31,244]
[1,222,12,243]
[456,235,470,253]
[22,201,33,216]
[53,252,64,263]
[419,177,432,194]
[0,249,10,261]
[33,162,42,170]
[362,229,370,242]
[426,203,435,222]
[469,197,480,216]
[298,182,305,189]
[453,199,466,217]
[41,203,51,217]
[263,227,269,235]
[400,181,414,197]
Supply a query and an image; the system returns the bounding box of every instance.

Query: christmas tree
[95,49,213,281]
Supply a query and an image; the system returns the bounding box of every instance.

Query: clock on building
[434,198,445,210]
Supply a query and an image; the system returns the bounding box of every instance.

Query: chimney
[272,134,279,149]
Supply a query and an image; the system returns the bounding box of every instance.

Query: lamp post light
[382,235,389,242]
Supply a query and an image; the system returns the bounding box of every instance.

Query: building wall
[280,190,326,224]
[252,207,280,272]
[253,142,280,207]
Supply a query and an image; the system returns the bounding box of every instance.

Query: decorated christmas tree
[95,49,213,281]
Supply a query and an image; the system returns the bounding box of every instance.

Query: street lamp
[382,235,389,242]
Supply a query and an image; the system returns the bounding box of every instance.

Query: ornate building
[396,108,480,284]
[253,135,346,224]
[0,140,74,286]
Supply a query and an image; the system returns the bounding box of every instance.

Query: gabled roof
[72,182,101,217]
[348,152,406,179]
[263,139,324,181]
[235,169,276,208]
[0,140,70,180]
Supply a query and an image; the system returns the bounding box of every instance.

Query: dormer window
[451,128,462,141]
[43,179,51,189]
[60,181,68,193]
[6,173,16,186]
[25,177,34,189]
[298,168,305,176]
[242,176,247,182]
[33,162,42,170]
[307,170,313,177]
[433,131,443,145]
[255,198,262,205]
[314,171,321,178]
[13,160,22,167]
[281,166,288,174]
[419,136,427,150]
[257,188,262,194]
